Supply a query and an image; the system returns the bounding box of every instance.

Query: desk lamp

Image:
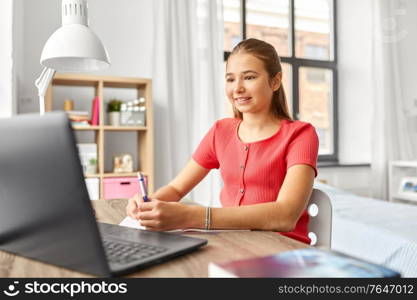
[35,0,110,115]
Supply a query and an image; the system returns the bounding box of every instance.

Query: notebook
[209,248,401,278]
[119,216,250,233]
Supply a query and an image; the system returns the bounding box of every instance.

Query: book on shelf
[70,116,90,122]
[71,120,90,127]
[65,110,90,122]
[90,96,100,126]
[208,248,401,278]
[65,110,89,116]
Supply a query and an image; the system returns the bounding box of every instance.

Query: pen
[137,172,149,202]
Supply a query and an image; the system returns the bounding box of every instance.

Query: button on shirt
[192,118,319,244]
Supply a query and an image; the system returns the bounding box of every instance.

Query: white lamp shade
[40,24,110,72]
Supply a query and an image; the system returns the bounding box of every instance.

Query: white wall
[324,0,417,197]
[337,0,417,156]
[395,0,417,155]
[314,0,374,196]
[337,0,372,164]
[396,0,417,115]
[13,0,24,117]
[0,0,15,118]
[317,166,372,196]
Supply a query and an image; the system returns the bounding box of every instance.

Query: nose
[233,79,245,94]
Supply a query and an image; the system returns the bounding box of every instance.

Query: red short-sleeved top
[192,118,319,244]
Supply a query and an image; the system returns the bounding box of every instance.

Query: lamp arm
[35,67,56,115]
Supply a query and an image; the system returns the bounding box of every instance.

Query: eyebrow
[225,70,260,77]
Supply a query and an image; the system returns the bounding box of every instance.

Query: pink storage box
[103,176,147,200]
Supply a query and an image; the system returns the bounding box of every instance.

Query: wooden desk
[0,199,308,277]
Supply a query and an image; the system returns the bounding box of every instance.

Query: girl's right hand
[126,193,143,219]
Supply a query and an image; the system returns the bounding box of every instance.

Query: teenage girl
[126,38,318,244]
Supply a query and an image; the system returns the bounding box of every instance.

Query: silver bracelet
[204,207,211,230]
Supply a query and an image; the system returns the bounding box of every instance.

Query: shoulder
[211,118,240,132]
[214,117,240,127]
[282,119,316,134]
[280,119,318,143]
[200,118,239,141]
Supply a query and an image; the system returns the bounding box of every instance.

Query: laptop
[0,112,207,277]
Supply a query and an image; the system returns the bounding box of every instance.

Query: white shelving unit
[388,160,417,203]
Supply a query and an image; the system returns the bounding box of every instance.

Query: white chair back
[307,188,332,249]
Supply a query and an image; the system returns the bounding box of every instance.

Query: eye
[226,78,235,83]
[245,76,256,80]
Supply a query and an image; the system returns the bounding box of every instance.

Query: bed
[314,182,417,277]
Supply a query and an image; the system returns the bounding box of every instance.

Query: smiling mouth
[234,97,252,105]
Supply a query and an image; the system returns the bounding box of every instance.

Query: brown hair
[227,38,292,120]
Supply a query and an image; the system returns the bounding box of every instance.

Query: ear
[271,72,282,92]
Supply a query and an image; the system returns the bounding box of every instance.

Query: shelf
[53,73,151,87]
[47,73,154,199]
[390,161,417,167]
[102,172,147,178]
[72,125,146,131]
[52,79,98,87]
[393,194,417,202]
[84,174,100,178]
[72,125,100,131]
[102,126,147,131]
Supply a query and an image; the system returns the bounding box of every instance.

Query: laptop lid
[0,112,111,276]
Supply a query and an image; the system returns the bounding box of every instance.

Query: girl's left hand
[137,199,192,231]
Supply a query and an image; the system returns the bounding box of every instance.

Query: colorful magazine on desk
[209,248,401,278]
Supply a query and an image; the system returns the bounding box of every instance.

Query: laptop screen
[0,113,111,276]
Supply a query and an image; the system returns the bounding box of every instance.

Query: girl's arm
[138,164,315,232]
[126,159,210,218]
[150,159,210,202]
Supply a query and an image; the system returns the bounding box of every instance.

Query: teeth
[235,97,251,104]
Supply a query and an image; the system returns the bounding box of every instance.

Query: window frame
[224,0,338,162]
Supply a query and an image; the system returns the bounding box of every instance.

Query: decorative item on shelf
[398,177,417,198]
[113,153,133,173]
[107,99,122,126]
[64,99,74,111]
[77,143,97,175]
[120,98,146,126]
[86,158,98,174]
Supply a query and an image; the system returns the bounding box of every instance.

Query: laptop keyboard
[103,240,168,265]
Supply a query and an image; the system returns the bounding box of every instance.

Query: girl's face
[225,53,281,117]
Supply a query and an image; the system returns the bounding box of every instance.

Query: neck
[241,113,279,129]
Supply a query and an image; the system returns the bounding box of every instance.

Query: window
[305,44,329,60]
[305,67,326,83]
[223,0,337,161]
